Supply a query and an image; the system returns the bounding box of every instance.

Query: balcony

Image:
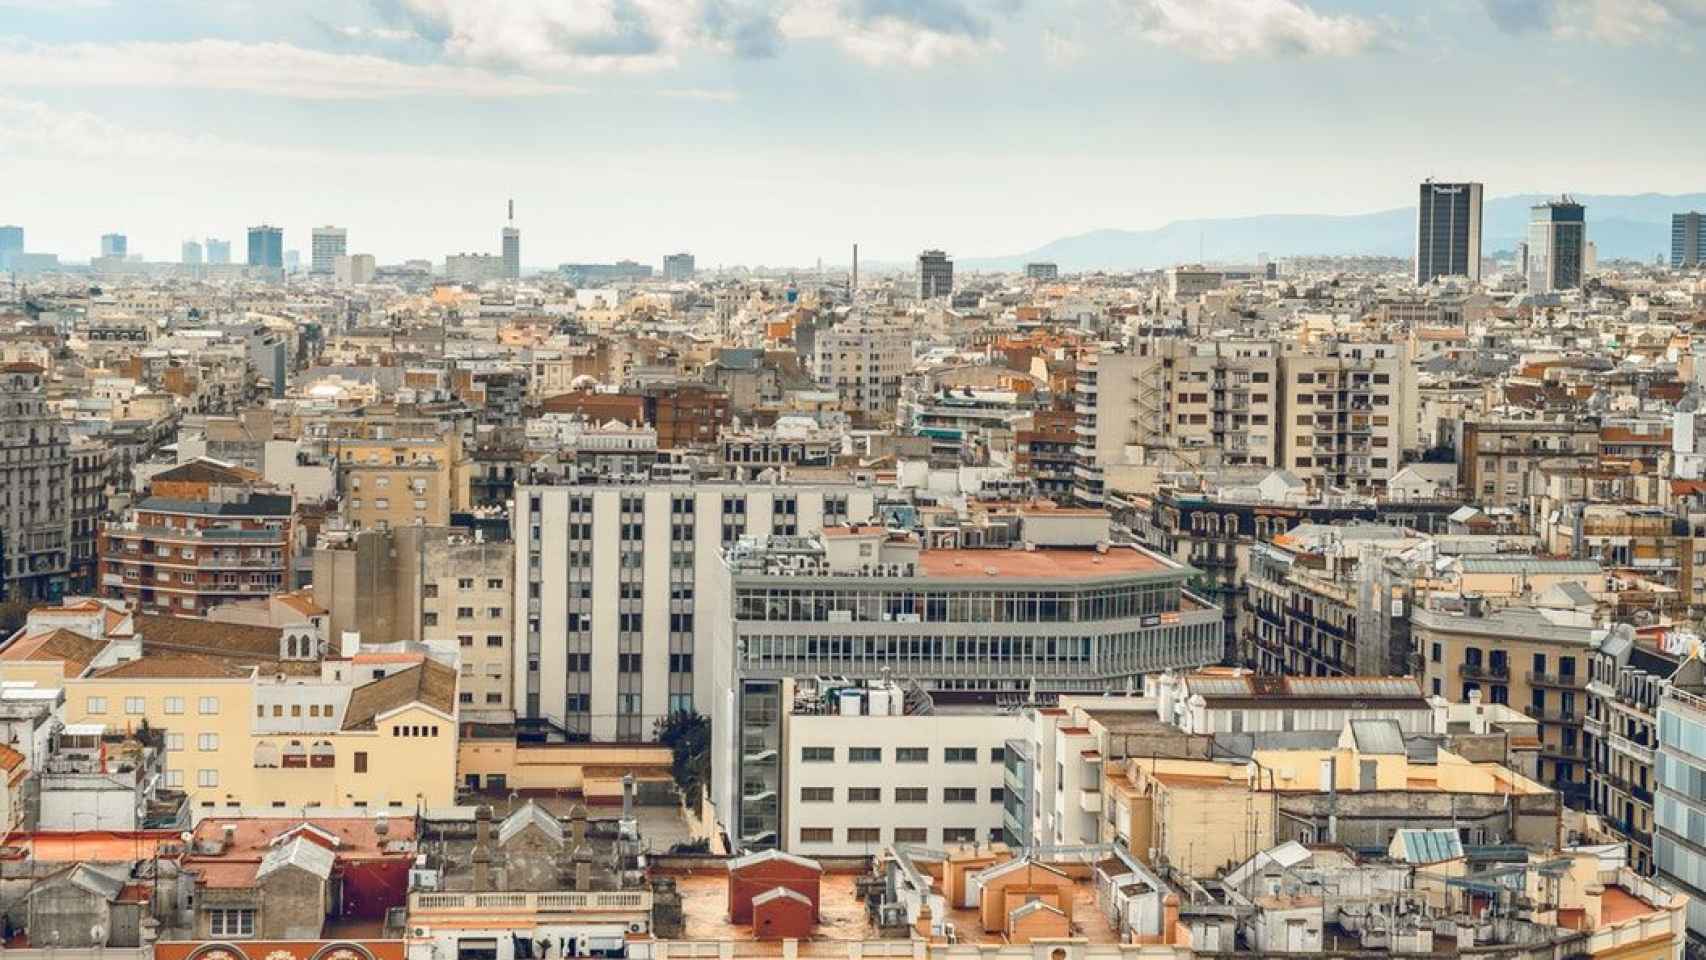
[1528,671,1584,690]
[1539,740,1581,760]
[1607,733,1656,765]
[410,890,651,914]
[1459,662,1510,681]
[1525,705,1580,725]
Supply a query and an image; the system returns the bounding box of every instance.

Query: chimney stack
[472,805,494,892]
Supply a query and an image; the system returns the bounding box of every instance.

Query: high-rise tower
[1415,180,1483,285]
[501,199,520,280]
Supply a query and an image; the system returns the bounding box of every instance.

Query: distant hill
[960,192,1706,273]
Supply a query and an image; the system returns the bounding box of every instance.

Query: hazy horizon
[4,0,1704,266]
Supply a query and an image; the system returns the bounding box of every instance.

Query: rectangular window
[847,787,881,803]
[125,697,145,715]
[198,696,219,715]
[849,747,882,763]
[895,747,928,763]
[198,769,219,787]
[893,827,928,843]
[801,747,834,762]
[943,827,977,844]
[800,787,834,803]
[847,827,880,843]
[354,751,368,773]
[86,696,107,714]
[167,733,184,752]
[209,908,255,938]
[895,787,928,803]
[943,787,977,803]
[799,827,834,843]
[165,696,184,715]
[198,733,220,751]
[944,747,976,763]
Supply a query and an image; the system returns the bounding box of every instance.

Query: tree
[653,711,711,807]
[0,600,33,638]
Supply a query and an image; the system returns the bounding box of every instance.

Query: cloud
[0,95,232,162]
[1124,0,1382,60]
[0,38,573,98]
[1041,27,1085,64]
[779,0,1006,66]
[1482,0,1706,42]
[658,86,741,101]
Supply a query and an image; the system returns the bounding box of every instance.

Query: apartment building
[1276,340,1412,494]
[1586,627,1700,877]
[0,600,458,810]
[99,462,293,617]
[1013,409,1076,502]
[69,439,109,592]
[1456,418,1600,510]
[708,521,1224,851]
[1413,596,1595,806]
[1,362,71,602]
[780,679,1024,854]
[813,318,912,423]
[514,481,884,741]
[1656,682,1706,940]
[1244,526,1418,678]
[313,526,515,719]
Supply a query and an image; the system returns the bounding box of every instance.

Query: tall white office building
[310,225,348,276]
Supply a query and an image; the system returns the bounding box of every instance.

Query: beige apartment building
[1277,339,1413,494]
[1457,418,1601,510]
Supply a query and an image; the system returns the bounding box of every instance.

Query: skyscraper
[1415,180,1482,285]
[181,239,203,265]
[247,225,283,268]
[917,249,953,299]
[502,199,520,280]
[663,252,696,281]
[0,225,21,270]
[205,238,231,264]
[310,225,347,275]
[1674,212,1706,268]
[1527,197,1586,293]
[100,233,127,258]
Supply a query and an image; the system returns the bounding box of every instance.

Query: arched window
[253,740,280,769]
[282,741,308,769]
[309,740,335,769]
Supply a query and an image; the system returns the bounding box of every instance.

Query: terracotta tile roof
[92,653,258,680]
[149,458,264,485]
[276,591,328,617]
[341,660,457,731]
[0,628,108,677]
[0,743,24,773]
[134,613,283,659]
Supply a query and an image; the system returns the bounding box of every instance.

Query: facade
[1456,418,1600,510]
[1413,600,1593,806]
[310,225,347,275]
[99,467,293,617]
[101,233,128,258]
[1655,684,1706,939]
[69,439,109,591]
[1,363,71,602]
[446,253,506,283]
[1415,180,1483,285]
[1527,198,1587,293]
[247,225,284,269]
[781,681,1024,853]
[1673,211,1705,268]
[181,240,203,265]
[813,318,912,423]
[0,224,20,269]
[502,226,521,279]
[917,249,953,299]
[662,252,695,281]
[335,253,377,285]
[1024,262,1059,281]
[206,237,231,264]
[710,527,1223,851]
[514,481,883,741]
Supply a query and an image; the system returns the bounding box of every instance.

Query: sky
[1,0,1703,268]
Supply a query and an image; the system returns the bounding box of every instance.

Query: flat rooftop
[918,546,1170,579]
[675,871,876,943]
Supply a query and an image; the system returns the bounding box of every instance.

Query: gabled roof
[728,848,822,874]
[257,834,336,882]
[340,660,457,731]
[499,801,564,847]
[1008,899,1066,921]
[32,862,129,902]
[149,457,263,486]
[0,628,108,677]
[751,886,813,908]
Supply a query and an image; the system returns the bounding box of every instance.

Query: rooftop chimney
[472,805,493,892]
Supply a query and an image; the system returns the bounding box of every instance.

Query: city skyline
[2,0,1704,265]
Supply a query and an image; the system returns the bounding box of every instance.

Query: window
[799,827,834,843]
[895,787,928,803]
[848,787,881,803]
[424,584,439,599]
[487,578,504,590]
[354,751,368,773]
[209,908,255,938]
[944,787,977,803]
[167,733,184,752]
[198,733,220,751]
[849,747,882,763]
[165,769,184,788]
[86,696,107,714]
[800,787,834,803]
[198,696,219,715]
[125,696,146,715]
[943,827,977,844]
[945,747,976,763]
[459,635,473,647]
[990,787,1005,803]
[990,747,1005,763]
[165,696,184,715]
[893,828,928,843]
[457,607,474,620]
[895,747,928,763]
[424,612,438,627]
[847,827,880,843]
[198,769,219,787]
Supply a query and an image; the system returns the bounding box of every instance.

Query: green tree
[653,711,710,806]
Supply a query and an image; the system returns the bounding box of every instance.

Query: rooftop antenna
[507,198,514,223]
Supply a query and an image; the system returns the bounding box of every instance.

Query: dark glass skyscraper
[1527,198,1586,293]
[1674,212,1705,268]
[247,224,284,269]
[1415,180,1482,285]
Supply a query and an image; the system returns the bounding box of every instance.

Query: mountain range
[958,193,1706,273]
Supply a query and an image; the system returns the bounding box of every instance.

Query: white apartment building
[814,318,912,423]
[513,481,884,740]
[781,680,1025,854]
[310,226,347,276]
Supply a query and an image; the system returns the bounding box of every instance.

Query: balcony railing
[1527,671,1584,689]
[1459,662,1510,680]
[1607,733,1656,765]
[1524,706,1580,725]
[410,891,651,913]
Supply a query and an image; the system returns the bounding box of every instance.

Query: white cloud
[778,0,1003,67]
[1484,0,1704,43]
[395,0,691,73]
[658,86,740,102]
[1125,0,1382,61]
[1041,28,1085,65]
[0,96,233,162]
[0,38,574,99]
